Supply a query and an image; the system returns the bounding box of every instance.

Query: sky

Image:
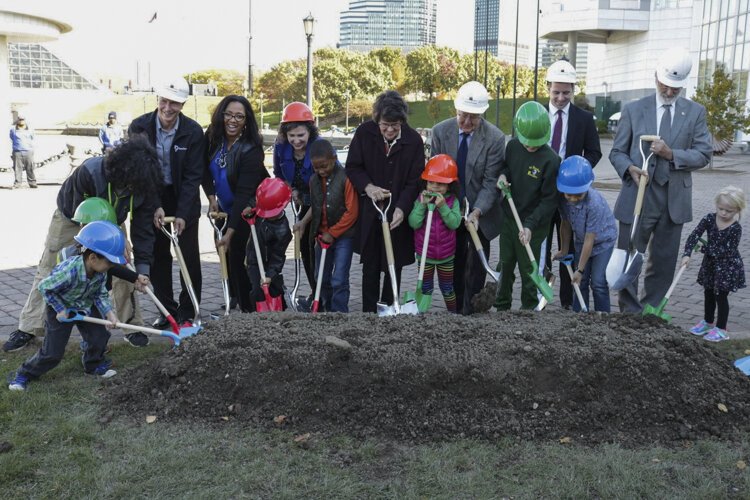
[37,0,538,86]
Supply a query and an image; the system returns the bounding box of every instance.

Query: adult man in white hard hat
[542,59,602,310]
[128,77,206,342]
[431,81,505,314]
[610,47,712,314]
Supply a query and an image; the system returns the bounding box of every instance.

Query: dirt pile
[106,311,750,445]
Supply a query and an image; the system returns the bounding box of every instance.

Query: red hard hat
[422,154,458,183]
[281,102,314,124]
[255,178,292,218]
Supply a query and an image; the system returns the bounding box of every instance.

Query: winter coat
[202,136,269,230]
[345,120,425,269]
[409,195,461,262]
[128,110,206,222]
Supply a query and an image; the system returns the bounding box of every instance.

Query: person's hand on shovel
[680,255,691,268]
[319,232,334,245]
[519,227,531,246]
[650,138,673,160]
[216,228,234,250]
[105,310,120,329]
[627,165,649,186]
[134,274,150,293]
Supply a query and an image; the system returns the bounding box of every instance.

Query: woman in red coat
[345,91,425,312]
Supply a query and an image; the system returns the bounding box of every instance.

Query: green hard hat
[514,101,551,147]
[72,197,117,225]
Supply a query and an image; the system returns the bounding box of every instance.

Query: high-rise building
[473,0,532,66]
[338,0,437,53]
[537,39,588,81]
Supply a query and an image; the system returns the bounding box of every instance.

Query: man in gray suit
[609,47,712,313]
[431,81,505,314]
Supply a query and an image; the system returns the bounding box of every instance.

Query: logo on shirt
[173,145,187,153]
[527,165,541,179]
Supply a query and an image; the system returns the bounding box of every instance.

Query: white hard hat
[656,47,692,87]
[454,81,489,114]
[546,60,577,84]
[157,77,190,103]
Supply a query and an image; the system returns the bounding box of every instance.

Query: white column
[0,36,10,169]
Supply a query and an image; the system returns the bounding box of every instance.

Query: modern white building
[339,0,437,53]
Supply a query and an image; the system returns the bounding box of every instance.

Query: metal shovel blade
[529,261,554,302]
[735,356,750,376]
[377,301,398,316]
[606,248,628,288]
[610,252,643,291]
[642,298,671,322]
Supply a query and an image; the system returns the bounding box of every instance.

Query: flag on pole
[148,12,157,23]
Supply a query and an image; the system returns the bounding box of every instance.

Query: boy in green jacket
[495,102,560,310]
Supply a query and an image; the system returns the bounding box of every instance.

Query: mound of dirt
[106,312,750,445]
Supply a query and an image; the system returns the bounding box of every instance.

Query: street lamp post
[344,91,350,133]
[495,76,502,128]
[259,92,264,131]
[303,13,315,109]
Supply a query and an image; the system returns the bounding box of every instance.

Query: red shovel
[311,236,331,313]
[245,211,283,312]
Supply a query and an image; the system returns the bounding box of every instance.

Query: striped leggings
[421,259,457,313]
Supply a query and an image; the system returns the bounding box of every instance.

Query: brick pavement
[1,136,748,348]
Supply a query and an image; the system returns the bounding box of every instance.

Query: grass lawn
[2,340,750,497]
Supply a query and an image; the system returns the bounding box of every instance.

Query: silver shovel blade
[477,251,501,282]
[400,300,420,315]
[610,252,644,291]
[606,249,628,288]
[377,302,397,316]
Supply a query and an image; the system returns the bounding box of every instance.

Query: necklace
[218,137,240,168]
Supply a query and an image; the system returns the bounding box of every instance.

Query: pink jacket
[413,195,459,261]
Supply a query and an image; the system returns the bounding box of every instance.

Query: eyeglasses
[378,121,401,131]
[223,112,246,122]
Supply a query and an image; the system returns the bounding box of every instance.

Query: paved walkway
[1,136,749,346]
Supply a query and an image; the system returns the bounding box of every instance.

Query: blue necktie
[457,132,468,199]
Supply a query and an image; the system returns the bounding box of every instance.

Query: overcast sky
[41,0,537,85]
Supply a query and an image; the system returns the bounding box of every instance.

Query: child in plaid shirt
[9,221,126,391]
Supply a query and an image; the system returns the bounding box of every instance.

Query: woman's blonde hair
[715,185,746,219]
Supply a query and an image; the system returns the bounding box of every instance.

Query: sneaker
[689,320,714,336]
[87,359,117,379]
[29,183,37,189]
[704,327,729,342]
[8,372,29,391]
[124,332,149,347]
[3,330,34,352]
[152,315,170,329]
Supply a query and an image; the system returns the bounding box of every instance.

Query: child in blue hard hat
[552,155,617,312]
[9,221,126,391]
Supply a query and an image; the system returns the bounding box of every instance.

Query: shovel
[559,254,588,313]
[311,237,331,313]
[289,200,309,312]
[124,262,181,335]
[160,216,201,327]
[402,199,436,314]
[734,356,750,376]
[642,239,705,322]
[244,211,283,312]
[60,309,198,347]
[606,135,659,291]
[372,195,403,316]
[207,211,231,316]
[463,198,500,282]
[497,180,554,302]
[534,275,557,311]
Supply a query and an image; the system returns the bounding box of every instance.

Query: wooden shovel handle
[633,170,649,216]
[162,216,176,223]
[465,219,484,251]
[208,211,228,219]
[217,245,229,280]
[382,221,395,266]
[77,314,166,336]
[505,194,537,263]
[640,134,661,142]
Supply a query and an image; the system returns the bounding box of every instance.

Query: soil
[106,311,750,446]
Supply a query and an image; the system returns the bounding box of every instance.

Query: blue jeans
[314,236,354,312]
[574,245,614,313]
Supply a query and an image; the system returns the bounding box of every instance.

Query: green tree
[187,69,244,96]
[693,65,750,140]
[369,47,407,92]
[256,60,306,105]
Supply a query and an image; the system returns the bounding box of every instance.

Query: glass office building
[9,42,98,90]
[339,0,437,52]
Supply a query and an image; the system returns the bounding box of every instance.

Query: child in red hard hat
[407,154,463,312]
[242,178,292,309]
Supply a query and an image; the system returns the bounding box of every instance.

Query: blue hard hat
[557,155,594,194]
[73,220,126,264]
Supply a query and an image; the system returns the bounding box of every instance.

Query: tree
[693,65,750,141]
[187,69,244,96]
[369,47,407,92]
[256,60,306,105]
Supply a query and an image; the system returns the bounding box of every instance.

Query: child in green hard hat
[495,101,561,310]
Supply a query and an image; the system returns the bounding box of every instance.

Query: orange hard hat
[422,154,458,183]
[281,102,314,124]
[255,178,292,218]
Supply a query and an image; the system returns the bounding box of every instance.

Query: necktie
[551,109,563,154]
[655,104,672,186]
[457,132,468,199]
